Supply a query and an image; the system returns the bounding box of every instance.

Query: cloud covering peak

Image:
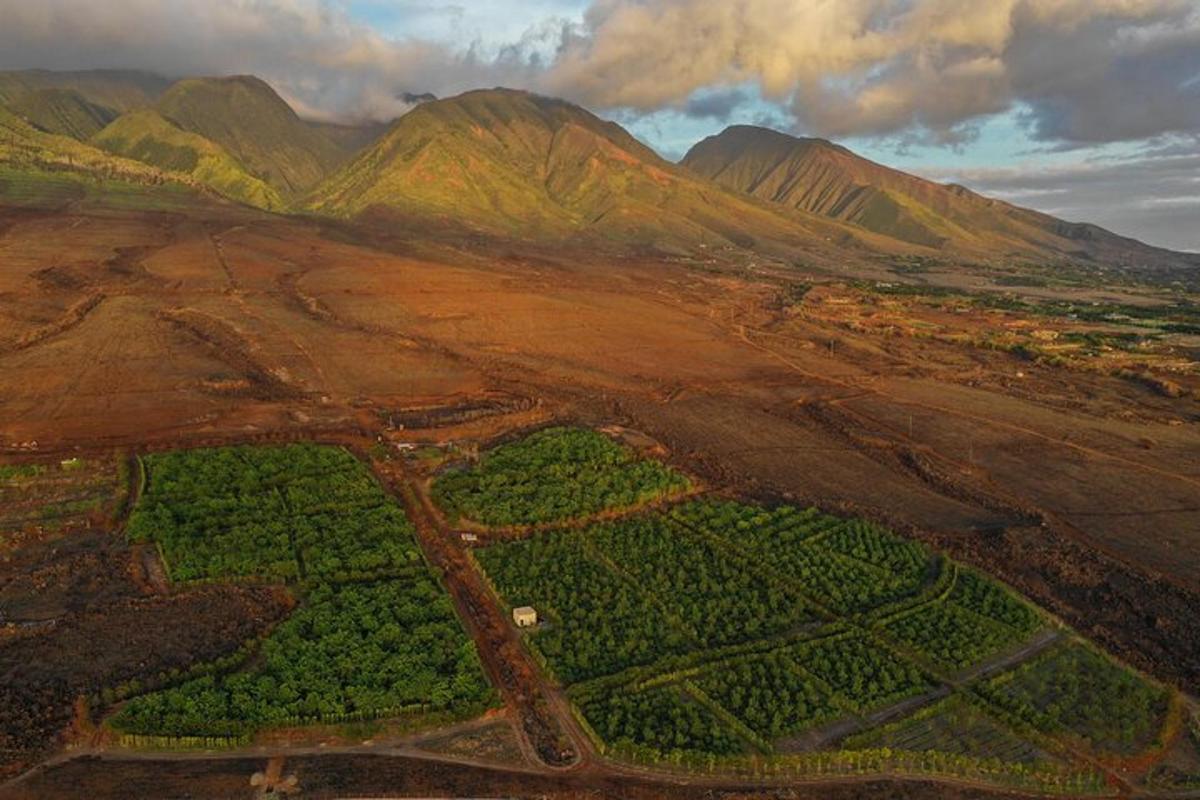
[1,0,1197,146]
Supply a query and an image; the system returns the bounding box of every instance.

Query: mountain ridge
[304,87,890,258]
[0,70,1193,270]
[682,124,1192,268]
[153,75,349,195]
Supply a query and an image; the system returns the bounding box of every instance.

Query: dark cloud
[923,141,1200,252]
[1007,11,1200,143]
[682,88,749,121]
[542,0,1200,147]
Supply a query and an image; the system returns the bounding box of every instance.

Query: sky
[1,0,1198,251]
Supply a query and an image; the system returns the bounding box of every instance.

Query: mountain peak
[304,87,821,251]
[155,75,346,194]
[683,124,1184,264]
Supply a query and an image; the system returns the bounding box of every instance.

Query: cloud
[682,88,750,120]
[1,0,1197,145]
[920,140,1200,251]
[0,0,541,122]
[539,0,1200,145]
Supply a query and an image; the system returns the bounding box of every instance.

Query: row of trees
[978,643,1168,755]
[112,578,496,737]
[127,444,421,582]
[589,516,815,647]
[477,531,694,683]
[433,427,689,527]
[693,651,840,741]
[670,499,926,613]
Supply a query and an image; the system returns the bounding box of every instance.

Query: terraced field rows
[455,430,1169,793]
[111,443,496,741]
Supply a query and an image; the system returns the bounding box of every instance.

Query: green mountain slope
[307,119,390,155]
[92,110,283,210]
[682,125,1192,267]
[7,88,120,140]
[306,88,860,251]
[155,76,347,195]
[0,69,169,119]
[0,104,212,211]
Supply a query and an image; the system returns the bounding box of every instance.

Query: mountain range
[0,68,1193,271]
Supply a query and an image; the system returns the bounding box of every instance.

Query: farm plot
[432,427,689,527]
[109,443,495,741]
[474,529,693,683]
[883,569,1045,672]
[691,651,842,741]
[671,499,934,613]
[587,515,817,647]
[978,642,1170,755]
[787,633,932,714]
[573,682,747,760]
[111,576,495,737]
[127,444,422,582]
[472,469,1161,790]
[842,694,1046,765]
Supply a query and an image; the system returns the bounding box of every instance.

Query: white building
[512,606,538,628]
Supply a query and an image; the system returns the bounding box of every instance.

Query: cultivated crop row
[113,443,493,741]
[432,427,689,527]
[127,444,422,582]
[112,577,495,736]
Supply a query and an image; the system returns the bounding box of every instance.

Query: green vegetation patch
[885,603,1032,673]
[692,651,841,741]
[127,444,421,582]
[671,499,932,613]
[92,109,284,210]
[433,427,689,527]
[576,683,747,760]
[788,633,932,713]
[588,515,816,647]
[843,694,1044,765]
[111,576,494,737]
[884,570,1044,673]
[109,443,497,742]
[979,642,1169,754]
[0,464,47,481]
[475,529,693,683]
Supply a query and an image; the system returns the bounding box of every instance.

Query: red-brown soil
[0,528,293,780]
[0,752,1064,800]
[1,200,1198,797]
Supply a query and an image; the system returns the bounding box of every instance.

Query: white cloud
[0,0,1196,144]
[542,0,1200,145]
